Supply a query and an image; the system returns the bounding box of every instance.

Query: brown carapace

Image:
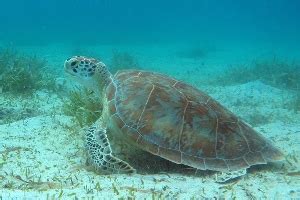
[107,70,283,172]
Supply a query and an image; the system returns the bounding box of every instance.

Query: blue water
[1,0,300,46]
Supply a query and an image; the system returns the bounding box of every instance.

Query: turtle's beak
[64,59,70,71]
[64,59,75,76]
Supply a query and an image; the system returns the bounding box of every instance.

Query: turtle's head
[64,56,112,94]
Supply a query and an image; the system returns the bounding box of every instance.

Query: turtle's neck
[93,69,113,96]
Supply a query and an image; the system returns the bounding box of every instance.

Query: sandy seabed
[0,43,300,199]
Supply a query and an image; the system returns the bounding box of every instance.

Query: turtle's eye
[71,61,77,66]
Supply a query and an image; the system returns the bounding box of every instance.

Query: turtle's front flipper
[85,125,136,174]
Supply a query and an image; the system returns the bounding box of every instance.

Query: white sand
[0,43,300,199]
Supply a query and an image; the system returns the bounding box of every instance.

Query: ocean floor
[0,43,300,199]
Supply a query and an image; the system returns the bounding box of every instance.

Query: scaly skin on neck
[92,69,113,96]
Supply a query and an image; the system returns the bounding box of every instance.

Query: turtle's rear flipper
[85,125,136,174]
[215,169,247,183]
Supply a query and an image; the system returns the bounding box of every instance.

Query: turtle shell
[106,70,283,172]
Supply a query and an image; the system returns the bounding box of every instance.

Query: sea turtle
[64,56,283,182]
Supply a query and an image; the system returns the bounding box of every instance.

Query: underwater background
[0,0,300,199]
[0,0,300,46]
